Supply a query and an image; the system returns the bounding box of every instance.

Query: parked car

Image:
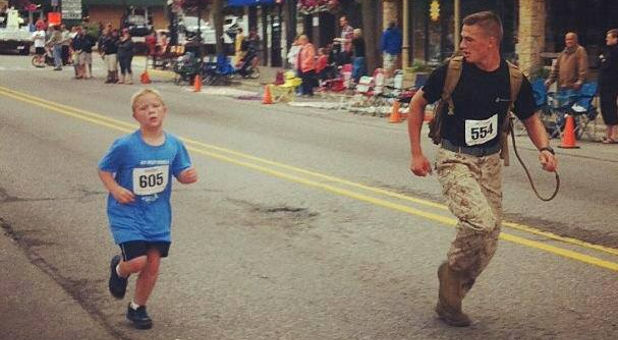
[122,14,152,37]
[179,15,240,45]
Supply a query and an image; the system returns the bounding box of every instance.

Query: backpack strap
[506,60,523,111]
[501,61,524,166]
[442,56,464,115]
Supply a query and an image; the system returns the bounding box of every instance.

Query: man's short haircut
[462,11,503,42]
[131,88,165,110]
[608,29,618,38]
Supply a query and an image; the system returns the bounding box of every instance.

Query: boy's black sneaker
[127,304,153,329]
[108,255,127,299]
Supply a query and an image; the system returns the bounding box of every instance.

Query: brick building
[383,0,618,77]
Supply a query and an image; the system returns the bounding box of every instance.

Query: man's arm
[98,170,135,203]
[407,89,432,176]
[575,47,589,89]
[522,113,558,172]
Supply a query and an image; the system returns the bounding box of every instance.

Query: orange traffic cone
[558,114,580,149]
[262,85,273,104]
[193,74,202,92]
[388,101,402,123]
[140,70,151,84]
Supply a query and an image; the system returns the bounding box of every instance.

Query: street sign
[62,0,82,20]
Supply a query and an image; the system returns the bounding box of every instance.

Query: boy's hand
[178,167,198,184]
[111,186,135,204]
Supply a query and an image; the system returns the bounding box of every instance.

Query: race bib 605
[132,165,169,196]
[465,114,498,146]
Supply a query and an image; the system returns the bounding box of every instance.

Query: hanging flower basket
[298,0,339,15]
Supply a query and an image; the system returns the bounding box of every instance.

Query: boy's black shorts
[119,241,171,261]
[35,47,45,55]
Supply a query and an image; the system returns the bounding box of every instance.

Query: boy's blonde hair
[131,88,165,111]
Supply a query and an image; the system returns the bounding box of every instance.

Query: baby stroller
[172,52,201,85]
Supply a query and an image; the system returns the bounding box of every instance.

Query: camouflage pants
[435,148,502,287]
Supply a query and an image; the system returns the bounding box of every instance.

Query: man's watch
[539,146,555,155]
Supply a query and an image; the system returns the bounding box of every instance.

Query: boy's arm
[98,169,135,203]
[176,167,198,184]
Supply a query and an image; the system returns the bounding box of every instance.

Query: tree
[181,0,225,56]
[360,0,378,75]
[211,0,224,55]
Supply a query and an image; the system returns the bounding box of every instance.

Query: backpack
[428,56,523,165]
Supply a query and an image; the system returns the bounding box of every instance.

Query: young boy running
[98,88,198,329]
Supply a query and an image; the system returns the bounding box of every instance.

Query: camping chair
[545,82,598,140]
[567,82,599,140]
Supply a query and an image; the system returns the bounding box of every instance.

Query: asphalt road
[1,55,617,339]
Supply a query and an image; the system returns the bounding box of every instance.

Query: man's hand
[573,82,582,91]
[110,186,135,204]
[410,155,432,177]
[178,167,198,184]
[539,151,557,172]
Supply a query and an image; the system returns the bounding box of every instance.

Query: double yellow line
[2,85,617,272]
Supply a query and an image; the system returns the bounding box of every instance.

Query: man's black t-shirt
[422,59,536,147]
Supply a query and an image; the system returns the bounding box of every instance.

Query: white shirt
[32,30,46,48]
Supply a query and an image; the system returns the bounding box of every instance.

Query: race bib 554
[465,114,498,146]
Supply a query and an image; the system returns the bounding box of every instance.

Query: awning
[227,0,276,7]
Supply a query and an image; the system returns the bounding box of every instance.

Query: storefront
[387,0,618,76]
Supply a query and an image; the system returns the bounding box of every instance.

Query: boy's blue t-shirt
[98,130,192,244]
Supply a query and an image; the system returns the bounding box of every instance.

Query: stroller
[172,52,201,85]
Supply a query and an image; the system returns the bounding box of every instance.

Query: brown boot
[435,262,472,327]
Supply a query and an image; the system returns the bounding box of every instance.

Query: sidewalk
[0,224,114,340]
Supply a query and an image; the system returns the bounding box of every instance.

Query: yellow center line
[2,86,617,272]
[4,85,617,258]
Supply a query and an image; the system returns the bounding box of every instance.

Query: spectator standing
[351,28,367,83]
[286,35,301,71]
[101,29,119,83]
[46,25,63,71]
[117,28,135,84]
[82,29,96,78]
[545,32,588,92]
[336,15,354,64]
[61,24,71,65]
[599,29,618,143]
[69,26,80,77]
[296,34,316,97]
[31,27,46,58]
[71,27,86,78]
[380,21,403,82]
[234,27,246,65]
